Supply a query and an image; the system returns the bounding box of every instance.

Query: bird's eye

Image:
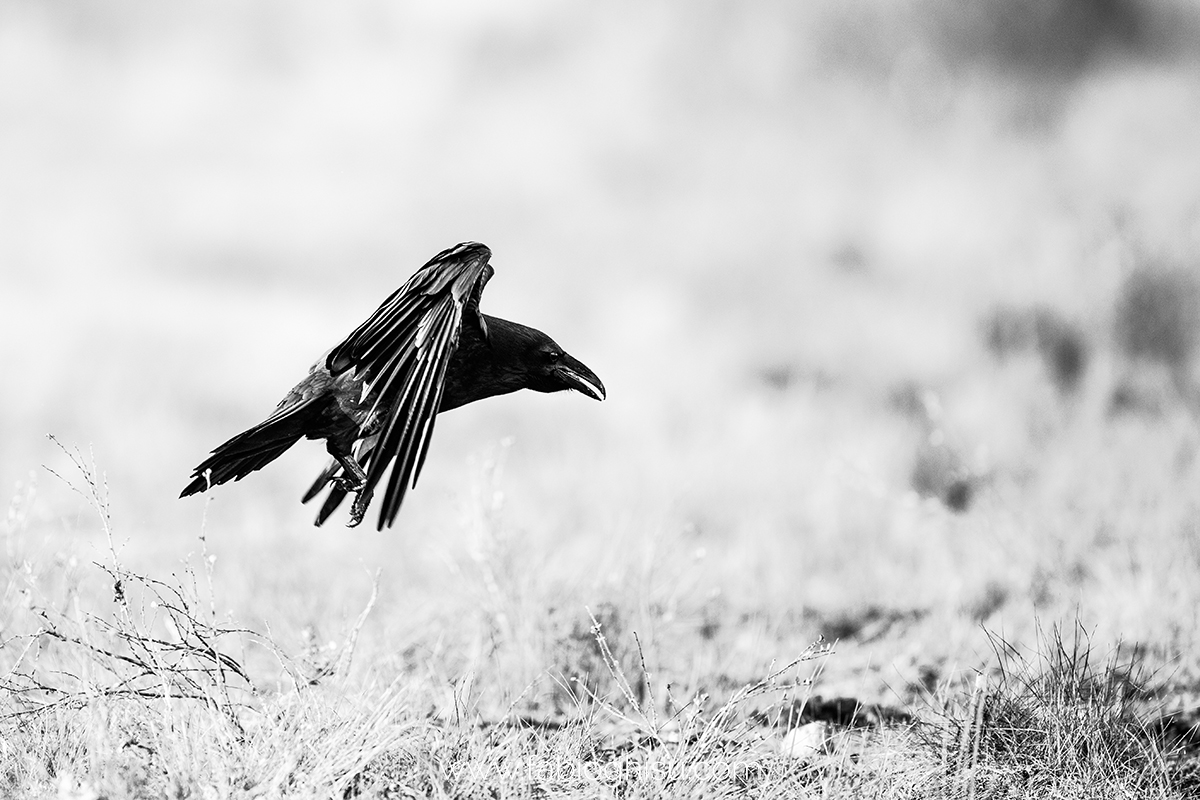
[546,350,562,361]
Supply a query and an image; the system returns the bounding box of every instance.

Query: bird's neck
[439,315,539,411]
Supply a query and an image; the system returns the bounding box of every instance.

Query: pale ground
[3,2,1200,796]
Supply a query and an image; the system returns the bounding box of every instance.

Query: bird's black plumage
[180,242,605,530]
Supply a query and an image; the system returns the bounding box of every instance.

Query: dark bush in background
[1114,266,1200,374]
[929,0,1187,76]
[983,305,1090,395]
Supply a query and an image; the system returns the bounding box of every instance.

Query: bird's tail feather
[180,402,323,498]
[301,459,340,504]
[301,459,351,526]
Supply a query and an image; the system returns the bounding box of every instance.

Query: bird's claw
[347,493,368,528]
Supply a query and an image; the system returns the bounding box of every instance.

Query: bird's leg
[325,441,367,493]
[348,483,375,528]
[325,440,374,527]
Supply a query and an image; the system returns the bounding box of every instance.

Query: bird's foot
[333,475,365,493]
[347,488,371,528]
[348,496,364,527]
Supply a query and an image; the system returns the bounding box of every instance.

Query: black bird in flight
[180,242,605,530]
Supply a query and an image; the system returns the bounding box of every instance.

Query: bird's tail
[180,400,326,498]
[302,436,377,526]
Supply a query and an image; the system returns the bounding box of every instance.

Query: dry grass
[3,423,1199,797]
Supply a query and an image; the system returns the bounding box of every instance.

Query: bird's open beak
[555,354,606,401]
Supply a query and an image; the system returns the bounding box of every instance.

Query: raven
[180,242,605,530]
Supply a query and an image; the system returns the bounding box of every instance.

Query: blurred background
[4,0,1200,700]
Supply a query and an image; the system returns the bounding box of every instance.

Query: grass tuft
[919,622,1182,798]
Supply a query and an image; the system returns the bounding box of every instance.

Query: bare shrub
[1,438,262,731]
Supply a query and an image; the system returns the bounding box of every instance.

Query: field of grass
[4,1,1200,796]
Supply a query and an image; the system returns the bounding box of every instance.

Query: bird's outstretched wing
[326,241,493,529]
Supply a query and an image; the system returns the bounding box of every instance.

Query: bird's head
[526,338,606,400]
[484,316,606,401]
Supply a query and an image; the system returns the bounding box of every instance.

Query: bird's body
[180,243,604,529]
